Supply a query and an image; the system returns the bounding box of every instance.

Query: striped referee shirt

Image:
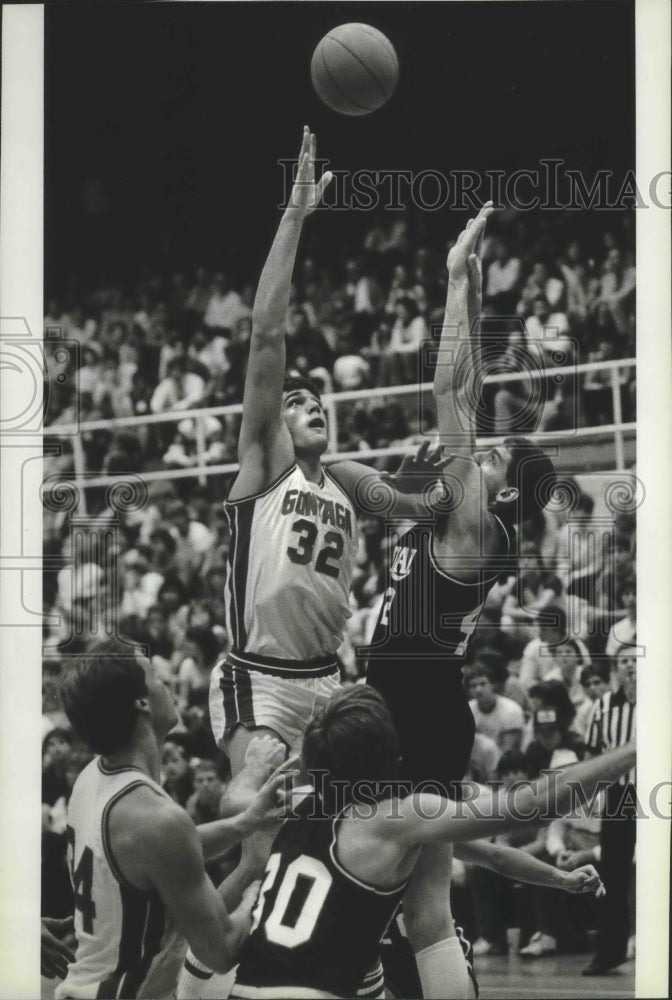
[585,687,636,786]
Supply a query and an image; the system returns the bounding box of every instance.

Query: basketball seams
[337,23,399,72]
[318,45,376,114]
[325,35,394,103]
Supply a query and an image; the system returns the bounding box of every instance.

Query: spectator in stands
[165,499,214,582]
[575,662,611,740]
[188,326,230,378]
[150,356,206,414]
[485,239,521,312]
[119,548,163,622]
[470,646,528,712]
[285,305,333,373]
[332,332,371,390]
[161,739,194,808]
[42,728,74,809]
[594,247,636,338]
[542,638,591,714]
[147,527,178,578]
[374,297,427,386]
[517,263,566,315]
[522,294,574,431]
[389,296,427,354]
[594,531,633,623]
[76,342,104,396]
[605,572,636,656]
[203,271,244,334]
[186,759,225,825]
[155,575,189,646]
[177,626,222,714]
[492,328,543,435]
[467,663,525,752]
[519,606,590,691]
[185,266,212,318]
[582,336,617,424]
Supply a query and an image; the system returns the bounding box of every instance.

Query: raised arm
[434,204,493,451]
[230,128,332,501]
[431,204,504,547]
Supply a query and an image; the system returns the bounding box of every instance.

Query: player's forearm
[252,211,304,334]
[196,813,252,861]
[456,838,567,890]
[435,275,470,397]
[419,742,635,847]
[508,743,635,825]
[434,275,477,449]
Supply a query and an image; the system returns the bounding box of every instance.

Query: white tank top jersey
[224,464,359,662]
[56,759,185,1000]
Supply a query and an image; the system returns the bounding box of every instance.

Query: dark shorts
[367,661,475,797]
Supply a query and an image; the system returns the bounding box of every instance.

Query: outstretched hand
[394,440,452,495]
[562,863,606,898]
[243,754,301,832]
[244,733,288,780]
[447,201,495,280]
[288,126,333,217]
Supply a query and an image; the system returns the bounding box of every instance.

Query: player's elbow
[190,939,234,975]
[188,918,238,974]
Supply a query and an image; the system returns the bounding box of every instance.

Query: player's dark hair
[282,375,322,402]
[60,638,147,756]
[501,436,557,525]
[303,686,399,813]
[580,662,610,687]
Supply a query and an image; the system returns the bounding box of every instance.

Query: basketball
[311,23,399,117]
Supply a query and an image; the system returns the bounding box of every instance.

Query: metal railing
[45,357,635,511]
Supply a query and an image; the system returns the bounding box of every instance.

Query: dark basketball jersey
[366,515,515,667]
[365,515,515,792]
[233,797,406,999]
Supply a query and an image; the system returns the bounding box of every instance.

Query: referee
[583,642,637,976]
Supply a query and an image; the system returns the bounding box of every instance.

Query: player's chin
[306,428,329,452]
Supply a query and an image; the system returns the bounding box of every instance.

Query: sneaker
[471,938,508,957]
[626,936,636,960]
[519,932,557,958]
[583,955,626,976]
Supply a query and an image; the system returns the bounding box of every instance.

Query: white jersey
[224,464,359,662]
[56,759,185,1000]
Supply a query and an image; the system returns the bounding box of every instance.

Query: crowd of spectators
[44,210,635,479]
[41,209,637,963]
